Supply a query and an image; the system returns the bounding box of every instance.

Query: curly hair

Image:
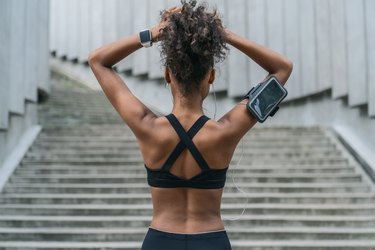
[159,0,228,96]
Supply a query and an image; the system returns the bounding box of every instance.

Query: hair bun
[159,0,228,96]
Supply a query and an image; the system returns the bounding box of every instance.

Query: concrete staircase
[0,73,375,250]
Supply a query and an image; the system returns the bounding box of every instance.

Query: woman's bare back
[139,114,234,233]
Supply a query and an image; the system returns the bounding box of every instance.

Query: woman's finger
[166,6,182,14]
[173,7,182,13]
[166,6,178,12]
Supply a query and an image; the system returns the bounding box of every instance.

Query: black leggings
[141,227,232,250]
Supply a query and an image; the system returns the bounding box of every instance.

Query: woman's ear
[208,68,216,84]
[164,67,171,84]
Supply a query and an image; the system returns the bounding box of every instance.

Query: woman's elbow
[274,59,293,85]
[87,53,96,66]
[87,51,101,67]
[283,59,293,76]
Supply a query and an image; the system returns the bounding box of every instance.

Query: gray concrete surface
[0,125,41,193]
[0,102,38,182]
[0,74,374,249]
[0,0,11,129]
[0,0,50,181]
[47,0,374,113]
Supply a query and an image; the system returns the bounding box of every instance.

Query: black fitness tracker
[139,29,153,48]
[244,75,288,123]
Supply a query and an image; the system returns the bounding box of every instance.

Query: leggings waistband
[148,226,228,240]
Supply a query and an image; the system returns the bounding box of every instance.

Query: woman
[88,1,292,249]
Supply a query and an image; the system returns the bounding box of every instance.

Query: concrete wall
[0,0,50,168]
[49,1,375,167]
[50,0,375,115]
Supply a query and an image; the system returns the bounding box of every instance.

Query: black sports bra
[144,114,228,189]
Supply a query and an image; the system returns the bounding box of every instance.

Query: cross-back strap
[161,114,210,171]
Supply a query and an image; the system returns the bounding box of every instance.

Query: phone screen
[248,79,286,119]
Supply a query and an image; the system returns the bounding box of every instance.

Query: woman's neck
[172,93,204,117]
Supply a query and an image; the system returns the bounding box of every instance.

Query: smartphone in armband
[244,76,288,123]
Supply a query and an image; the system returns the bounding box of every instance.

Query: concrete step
[37,107,119,116]
[29,143,336,154]
[1,192,374,205]
[20,157,349,166]
[4,182,370,194]
[0,203,374,216]
[16,72,372,248]
[23,154,345,164]
[39,123,322,131]
[34,127,327,140]
[0,241,142,250]
[13,172,356,179]
[38,106,117,113]
[0,227,375,241]
[8,173,363,184]
[39,125,130,134]
[38,104,115,111]
[13,64,370,249]
[39,112,119,119]
[46,127,324,134]
[30,143,140,151]
[13,167,356,176]
[38,129,325,136]
[1,240,375,250]
[24,148,342,158]
[17,162,351,170]
[38,120,123,129]
[34,137,139,143]
[31,140,335,148]
[37,112,120,119]
[27,141,337,151]
[230,240,375,250]
[1,215,375,228]
[29,144,141,152]
[35,134,330,142]
[20,158,144,166]
[12,167,357,176]
[13,165,357,175]
[45,98,110,105]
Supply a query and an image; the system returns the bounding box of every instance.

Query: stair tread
[231,240,375,247]
[6,182,368,188]
[0,241,140,248]
[1,72,370,247]
[1,214,375,221]
[1,203,375,209]
[16,164,353,169]
[10,173,362,179]
[1,227,375,233]
[1,192,374,198]
[2,240,375,248]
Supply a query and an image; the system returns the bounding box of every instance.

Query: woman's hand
[150,6,182,42]
[224,28,235,45]
[223,27,293,85]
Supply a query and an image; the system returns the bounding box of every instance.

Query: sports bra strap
[162,115,209,171]
[163,114,210,171]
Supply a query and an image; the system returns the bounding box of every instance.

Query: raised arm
[218,29,293,145]
[88,33,157,140]
[88,6,181,140]
[225,29,293,85]
[87,7,177,140]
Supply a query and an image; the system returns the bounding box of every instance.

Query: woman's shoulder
[145,114,235,143]
[148,116,175,141]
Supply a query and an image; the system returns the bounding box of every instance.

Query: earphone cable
[212,86,249,221]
